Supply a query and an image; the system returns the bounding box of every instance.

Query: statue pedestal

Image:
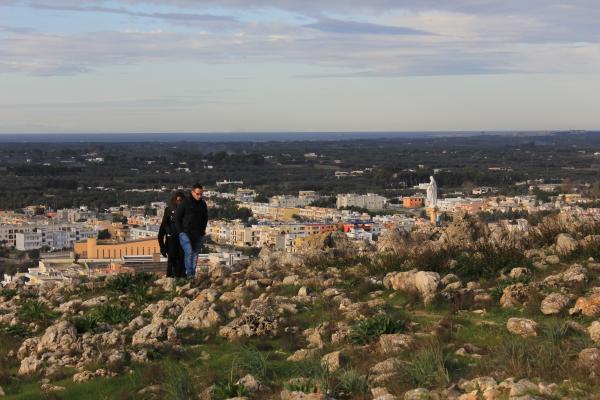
[427,207,439,226]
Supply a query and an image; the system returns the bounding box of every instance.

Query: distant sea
[0,130,586,143]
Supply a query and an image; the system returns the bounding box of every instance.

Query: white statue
[426,176,438,208]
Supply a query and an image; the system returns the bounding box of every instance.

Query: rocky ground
[1,212,600,399]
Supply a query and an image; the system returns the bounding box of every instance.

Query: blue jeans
[179,232,204,278]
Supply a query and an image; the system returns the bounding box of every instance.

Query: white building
[336,193,387,210]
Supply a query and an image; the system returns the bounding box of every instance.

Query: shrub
[294,358,334,394]
[213,381,248,400]
[18,299,57,321]
[92,303,134,325]
[399,342,449,389]
[70,314,100,334]
[349,314,408,345]
[164,362,198,400]
[106,272,153,293]
[0,288,17,300]
[233,345,271,381]
[335,369,369,398]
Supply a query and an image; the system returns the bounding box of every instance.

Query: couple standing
[158,184,208,278]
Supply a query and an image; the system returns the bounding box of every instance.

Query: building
[8,224,96,250]
[74,238,161,260]
[336,193,387,210]
[402,196,425,209]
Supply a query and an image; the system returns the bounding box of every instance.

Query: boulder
[378,333,413,354]
[506,318,539,337]
[556,233,578,254]
[321,350,346,372]
[570,293,600,317]
[18,355,42,376]
[589,321,600,345]
[132,318,177,347]
[579,347,600,371]
[174,298,221,330]
[280,391,325,400]
[404,388,434,400]
[36,321,78,355]
[509,268,530,279]
[499,283,530,308]
[540,293,570,315]
[237,374,261,393]
[384,269,440,305]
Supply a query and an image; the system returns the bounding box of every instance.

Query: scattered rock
[132,318,177,347]
[556,233,578,254]
[570,293,600,317]
[404,388,434,400]
[540,292,570,315]
[321,350,346,372]
[499,283,530,308]
[237,374,261,393]
[578,347,600,371]
[174,298,221,330]
[379,333,413,354]
[506,318,539,337]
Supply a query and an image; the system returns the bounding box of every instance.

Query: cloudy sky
[1,0,599,133]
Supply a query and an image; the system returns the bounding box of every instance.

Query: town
[2,176,598,287]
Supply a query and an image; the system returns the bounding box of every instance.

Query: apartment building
[336,193,387,210]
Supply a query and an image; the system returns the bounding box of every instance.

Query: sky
[1,0,599,134]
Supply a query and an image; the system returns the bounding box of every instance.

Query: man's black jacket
[175,195,208,236]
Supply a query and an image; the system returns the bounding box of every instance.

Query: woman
[158,191,186,278]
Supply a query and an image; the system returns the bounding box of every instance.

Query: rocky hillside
[1,213,600,399]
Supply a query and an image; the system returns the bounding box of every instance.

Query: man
[158,191,186,278]
[175,183,208,278]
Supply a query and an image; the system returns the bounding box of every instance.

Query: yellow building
[74,238,160,260]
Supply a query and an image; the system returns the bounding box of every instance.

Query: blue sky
[1,0,599,133]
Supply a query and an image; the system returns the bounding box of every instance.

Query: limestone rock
[570,293,600,317]
[18,355,42,376]
[499,283,530,308]
[540,293,569,315]
[404,388,434,400]
[237,374,261,393]
[36,321,78,355]
[321,350,346,372]
[174,298,221,330]
[280,391,325,400]
[506,318,538,337]
[556,233,578,254]
[589,321,600,345]
[378,333,413,354]
[578,347,600,371]
[384,269,440,305]
[132,318,177,347]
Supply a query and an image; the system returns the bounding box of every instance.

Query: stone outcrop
[506,318,539,337]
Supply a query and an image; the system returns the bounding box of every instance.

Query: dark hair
[169,190,186,209]
[192,183,203,190]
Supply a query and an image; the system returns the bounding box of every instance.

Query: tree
[97,229,111,240]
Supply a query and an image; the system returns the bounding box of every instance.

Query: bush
[18,299,57,321]
[106,272,153,293]
[349,314,408,345]
[233,345,271,381]
[399,342,450,389]
[335,369,369,398]
[70,314,100,334]
[0,288,17,300]
[164,362,198,400]
[92,303,134,325]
